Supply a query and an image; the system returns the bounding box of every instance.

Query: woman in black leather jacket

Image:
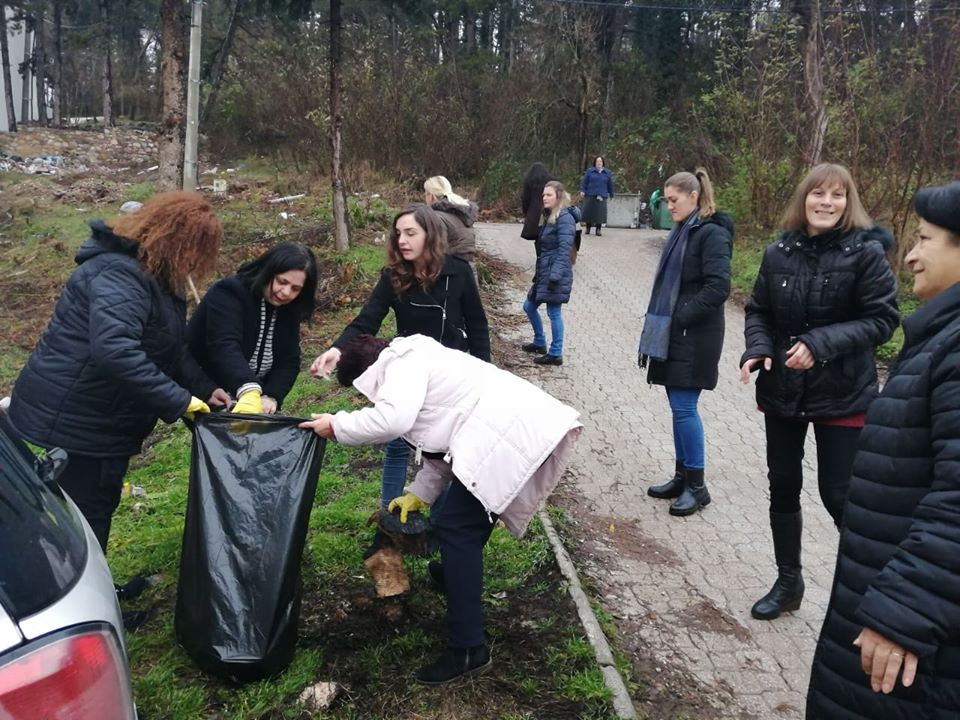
[740,163,899,622]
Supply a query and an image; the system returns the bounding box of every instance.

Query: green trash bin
[649,189,673,230]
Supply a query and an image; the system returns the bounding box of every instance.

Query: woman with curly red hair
[9,192,229,628]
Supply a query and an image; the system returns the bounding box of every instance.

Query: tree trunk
[100,0,114,125]
[34,9,47,125]
[329,0,350,251]
[598,4,626,147]
[199,0,242,133]
[796,0,826,165]
[0,7,16,132]
[158,0,186,190]
[51,1,62,126]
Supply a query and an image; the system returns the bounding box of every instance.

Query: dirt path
[477,222,838,719]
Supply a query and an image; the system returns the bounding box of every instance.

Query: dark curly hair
[337,334,391,387]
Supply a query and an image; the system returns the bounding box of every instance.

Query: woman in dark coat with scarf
[639,168,733,517]
[740,163,900,622]
[579,156,615,236]
[188,242,318,414]
[522,180,580,366]
[807,181,960,720]
[520,163,554,257]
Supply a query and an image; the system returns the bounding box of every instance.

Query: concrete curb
[538,510,637,719]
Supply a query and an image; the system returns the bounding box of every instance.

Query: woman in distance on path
[740,163,899,622]
[520,162,554,258]
[578,155,615,236]
[640,168,734,517]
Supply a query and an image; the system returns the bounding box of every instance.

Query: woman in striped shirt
[188,242,318,414]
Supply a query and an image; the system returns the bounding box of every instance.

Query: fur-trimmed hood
[431,200,478,227]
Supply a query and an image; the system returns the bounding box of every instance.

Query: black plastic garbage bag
[174,414,325,682]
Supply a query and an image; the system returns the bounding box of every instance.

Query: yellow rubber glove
[233,389,263,415]
[183,396,210,421]
[387,492,428,524]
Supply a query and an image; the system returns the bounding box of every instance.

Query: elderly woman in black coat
[740,163,900,622]
[640,168,733,517]
[807,181,960,719]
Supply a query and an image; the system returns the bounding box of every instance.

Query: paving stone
[478,224,841,718]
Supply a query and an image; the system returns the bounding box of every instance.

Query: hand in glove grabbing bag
[387,493,428,524]
[184,396,210,420]
[233,389,263,414]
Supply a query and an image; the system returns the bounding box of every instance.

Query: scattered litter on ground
[268,193,307,204]
[297,681,341,712]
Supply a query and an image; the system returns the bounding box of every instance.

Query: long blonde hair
[664,167,716,218]
[424,175,470,207]
[541,180,571,225]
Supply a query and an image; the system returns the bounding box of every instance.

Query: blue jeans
[381,438,451,514]
[666,387,704,470]
[523,297,564,357]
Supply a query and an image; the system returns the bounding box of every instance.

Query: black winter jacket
[187,276,301,407]
[807,282,960,720]
[9,222,215,457]
[529,206,581,305]
[647,213,734,390]
[335,255,490,361]
[742,226,899,418]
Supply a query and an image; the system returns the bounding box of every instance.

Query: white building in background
[0,7,41,132]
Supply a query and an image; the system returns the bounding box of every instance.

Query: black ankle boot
[648,461,685,499]
[415,644,492,685]
[751,511,804,620]
[669,468,710,516]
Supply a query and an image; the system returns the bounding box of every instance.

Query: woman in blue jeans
[638,168,734,516]
[310,204,490,552]
[522,181,580,366]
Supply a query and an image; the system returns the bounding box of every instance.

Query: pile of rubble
[0,154,79,175]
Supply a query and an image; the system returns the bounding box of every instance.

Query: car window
[0,419,87,620]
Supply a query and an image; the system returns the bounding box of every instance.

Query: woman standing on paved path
[579,156,615,236]
[188,242,317,415]
[740,163,899,621]
[807,181,960,719]
[522,180,580,366]
[640,168,734,517]
[309,204,490,554]
[520,163,554,258]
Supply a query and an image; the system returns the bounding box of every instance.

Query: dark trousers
[57,454,130,554]
[764,414,860,527]
[432,478,497,649]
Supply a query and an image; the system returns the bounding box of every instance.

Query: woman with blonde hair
[310,203,489,555]
[9,191,228,629]
[423,175,479,275]
[640,168,734,517]
[740,163,899,621]
[522,180,580,366]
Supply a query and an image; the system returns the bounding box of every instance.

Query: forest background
[4,0,960,275]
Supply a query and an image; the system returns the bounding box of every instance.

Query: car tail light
[0,625,135,719]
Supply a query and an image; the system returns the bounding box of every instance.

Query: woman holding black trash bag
[740,163,899,622]
[8,191,228,630]
[301,333,581,685]
[188,242,318,414]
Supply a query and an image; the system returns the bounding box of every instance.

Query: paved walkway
[477,223,838,719]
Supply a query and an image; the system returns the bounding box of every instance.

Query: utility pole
[183,0,203,191]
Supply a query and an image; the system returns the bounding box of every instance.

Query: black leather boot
[669,468,710,516]
[415,644,492,685]
[648,461,685,499]
[751,511,804,620]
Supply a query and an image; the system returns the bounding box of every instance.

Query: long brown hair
[109,191,222,294]
[664,167,716,218]
[386,204,448,296]
[780,163,872,233]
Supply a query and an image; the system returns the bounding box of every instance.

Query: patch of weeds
[124,182,155,202]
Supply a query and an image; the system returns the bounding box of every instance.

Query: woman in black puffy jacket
[739,163,899,622]
[188,242,318,415]
[807,181,960,720]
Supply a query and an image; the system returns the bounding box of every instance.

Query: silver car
[0,416,137,719]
